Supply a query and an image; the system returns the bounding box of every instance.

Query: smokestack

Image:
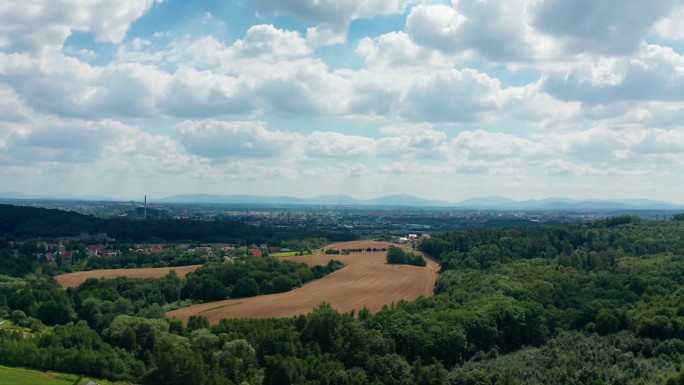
[144,195,147,221]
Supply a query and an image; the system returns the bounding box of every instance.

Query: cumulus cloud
[174,120,302,160]
[255,59,349,116]
[0,0,161,53]
[233,24,312,58]
[1,0,683,201]
[406,1,532,62]
[538,125,684,166]
[653,5,684,40]
[631,128,684,154]
[529,0,677,56]
[356,31,449,68]
[399,69,502,122]
[0,117,179,168]
[254,0,409,45]
[502,83,583,128]
[117,25,311,68]
[303,162,367,178]
[542,45,684,104]
[453,130,547,161]
[544,159,600,176]
[158,67,255,118]
[0,52,169,119]
[305,131,376,158]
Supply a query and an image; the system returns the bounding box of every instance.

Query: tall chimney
[144,195,147,221]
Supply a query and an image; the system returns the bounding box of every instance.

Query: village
[17,231,427,268]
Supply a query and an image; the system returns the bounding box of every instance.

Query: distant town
[2,196,681,239]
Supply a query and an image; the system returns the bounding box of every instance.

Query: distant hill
[456,197,683,210]
[3,191,682,210]
[159,193,452,207]
[160,194,682,210]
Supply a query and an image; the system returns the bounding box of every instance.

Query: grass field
[167,241,438,323]
[55,265,202,288]
[270,251,299,257]
[0,365,136,385]
[0,365,81,385]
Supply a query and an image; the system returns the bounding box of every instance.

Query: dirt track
[167,241,438,323]
[55,265,202,288]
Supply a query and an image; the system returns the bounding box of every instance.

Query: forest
[0,214,684,384]
[0,204,356,244]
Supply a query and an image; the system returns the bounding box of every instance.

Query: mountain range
[1,191,682,210]
[157,194,684,210]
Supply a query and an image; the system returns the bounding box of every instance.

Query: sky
[1,0,684,203]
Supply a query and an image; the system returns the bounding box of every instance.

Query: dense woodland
[1,211,684,384]
[0,204,356,244]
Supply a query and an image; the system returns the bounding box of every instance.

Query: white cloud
[529,0,677,55]
[542,44,684,104]
[117,25,310,68]
[406,1,532,62]
[356,31,450,68]
[174,120,302,160]
[399,69,503,122]
[544,159,600,176]
[0,117,192,172]
[233,24,312,58]
[0,0,161,54]
[305,131,376,158]
[1,1,683,201]
[158,67,255,118]
[0,84,34,123]
[255,59,350,116]
[254,0,409,45]
[0,51,169,119]
[502,83,583,128]
[303,162,367,179]
[653,5,684,40]
[453,130,547,161]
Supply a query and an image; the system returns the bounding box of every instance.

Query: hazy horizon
[1,1,683,202]
[2,190,684,208]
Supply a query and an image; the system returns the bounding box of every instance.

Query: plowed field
[167,241,438,323]
[55,265,202,288]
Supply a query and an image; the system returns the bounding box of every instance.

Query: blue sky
[1,0,684,202]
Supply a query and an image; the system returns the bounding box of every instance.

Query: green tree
[303,302,344,353]
[218,339,261,385]
[231,277,260,298]
[187,315,210,332]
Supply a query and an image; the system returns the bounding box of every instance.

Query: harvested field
[167,246,438,323]
[323,240,401,251]
[55,265,202,288]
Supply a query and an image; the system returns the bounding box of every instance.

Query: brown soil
[166,248,438,323]
[55,265,202,288]
[322,240,403,251]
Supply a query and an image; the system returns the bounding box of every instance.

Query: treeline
[0,204,357,243]
[85,249,206,270]
[1,215,684,384]
[386,246,426,266]
[182,257,344,302]
[1,256,344,331]
[421,215,684,270]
